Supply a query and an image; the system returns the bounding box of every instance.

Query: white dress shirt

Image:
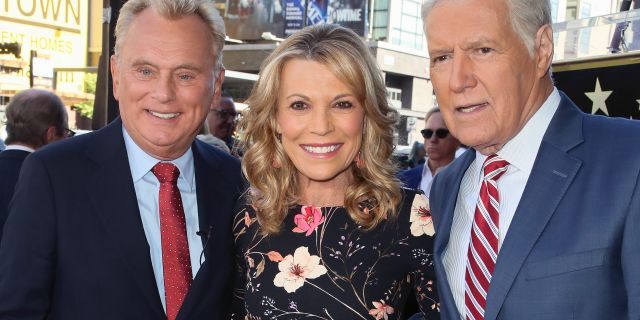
[442,88,560,318]
[123,128,204,312]
[420,163,435,196]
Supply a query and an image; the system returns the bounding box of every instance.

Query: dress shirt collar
[5,144,35,153]
[421,159,432,177]
[122,127,195,191]
[473,87,560,177]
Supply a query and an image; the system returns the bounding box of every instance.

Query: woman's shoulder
[232,193,261,240]
[396,187,435,238]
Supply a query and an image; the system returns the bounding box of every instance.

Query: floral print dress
[231,188,439,319]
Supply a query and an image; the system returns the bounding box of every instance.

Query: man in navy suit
[419,0,640,319]
[0,89,70,243]
[0,1,243,319]
[399,108,459,194]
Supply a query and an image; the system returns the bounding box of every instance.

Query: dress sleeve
[229,201,252,319]
[406,192,440,319]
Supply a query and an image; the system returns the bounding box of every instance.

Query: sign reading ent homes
[0,0,87,93]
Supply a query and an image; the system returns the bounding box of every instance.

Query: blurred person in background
[0,88,71,242]
[0,1,243,319]
[230,24,439,319]
[407,140,426,168]
[205,92,241,155]
[399,108,460,194]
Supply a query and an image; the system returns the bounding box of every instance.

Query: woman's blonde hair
[240,24,402,234]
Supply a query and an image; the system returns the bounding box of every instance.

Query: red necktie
[152,162,193,320]
[465,155,509,320]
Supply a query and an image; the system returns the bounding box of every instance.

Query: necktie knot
[152,162,180,184]
[482,154,509,182]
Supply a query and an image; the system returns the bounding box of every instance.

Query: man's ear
[213,68,225,100]
[110,55,120,100]
[44,126,58,145]
[534,24,554,78]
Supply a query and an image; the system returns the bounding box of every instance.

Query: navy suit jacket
[399,164,424,189]
[0,119,245,320]
[429,92,640,320]
[0,149,30,242]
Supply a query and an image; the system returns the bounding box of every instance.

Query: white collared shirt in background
[443,88,561,318]
[420,164,435,196]
[4,145,36,153]
[123,128,204,312]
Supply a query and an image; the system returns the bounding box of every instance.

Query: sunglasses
[64,128,76,138]
[421,128,449,139]
[210,108,239,119]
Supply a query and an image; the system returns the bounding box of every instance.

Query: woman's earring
[272,157,281,168]
[355,152,364,168]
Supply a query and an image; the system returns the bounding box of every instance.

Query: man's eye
[478,47,492,54]
[138,68,152,76]
[178,74,194,81]
[431,55,449,64]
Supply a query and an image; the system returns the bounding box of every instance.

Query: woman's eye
[290,101,307,110]
[334,101,353,109]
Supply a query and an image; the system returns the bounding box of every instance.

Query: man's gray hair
[421,0,551,55]
[114,0,226,70]
[4,89,67,148]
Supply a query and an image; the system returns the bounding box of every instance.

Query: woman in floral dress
[231,24,439,320]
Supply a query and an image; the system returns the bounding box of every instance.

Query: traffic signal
[0,42,21,58]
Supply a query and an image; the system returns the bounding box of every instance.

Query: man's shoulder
[0,149,30,161]
[581,114,640,153]
[193,138,240,168]
[192,139,243,186]
[584,113,640,135]
[35,128,109,161]
[400,164,424,177]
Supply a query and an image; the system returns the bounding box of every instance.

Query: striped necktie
[464,154,509,320]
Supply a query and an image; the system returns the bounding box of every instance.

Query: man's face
[423,112,459,163]
[426,0,550,155]
[111,8,223,160]
[206,97,237,140]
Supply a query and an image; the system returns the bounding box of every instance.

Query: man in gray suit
[421,0,640,319]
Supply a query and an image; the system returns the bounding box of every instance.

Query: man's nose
[449,54,477,93]
[151,74,176,103]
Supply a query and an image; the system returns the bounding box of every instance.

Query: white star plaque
[585,78,612,116]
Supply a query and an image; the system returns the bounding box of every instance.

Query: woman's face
[276,58,365,186]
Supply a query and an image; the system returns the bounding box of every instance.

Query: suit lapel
[85,120,164,316]
[178,141,231,320]
[192,141,221,249]
[434,150,475,320]
[484,92,584,320]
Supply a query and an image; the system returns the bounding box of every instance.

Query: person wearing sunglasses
[204,93,241,155]
[399,108,460,195]
[0,88,70,243]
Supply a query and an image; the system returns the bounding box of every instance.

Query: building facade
[0,0,98,137]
